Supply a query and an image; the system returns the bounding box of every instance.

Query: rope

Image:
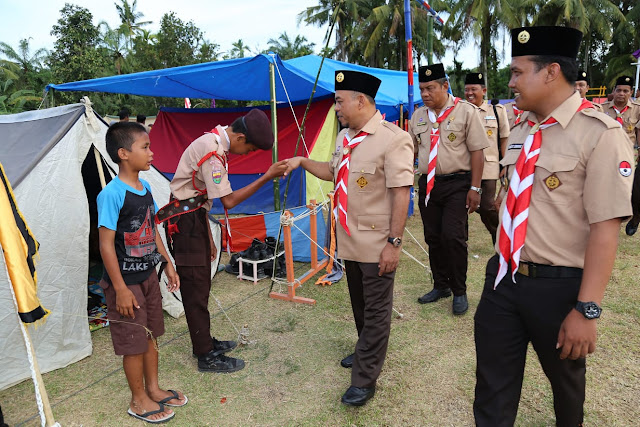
[290,221,345,270]
[404,227,429,256]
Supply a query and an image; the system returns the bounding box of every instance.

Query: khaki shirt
[601,100,640,146]
[504,101,525,129]
[170,125,233,211]
[475,101,510,180]
[409,95,489,176]
[589,101,603,113]
[498,92,633,268]
[328,111,414,263]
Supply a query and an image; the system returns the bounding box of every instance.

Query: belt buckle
[517,262,537,278]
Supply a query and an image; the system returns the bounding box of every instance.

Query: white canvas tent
[0,98,220,390]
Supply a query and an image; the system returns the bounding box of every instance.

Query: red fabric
[220,215,267,252]
[613,105,629,125]
[149,98,334,174]
[335,131,368,236]
[425,98,459,206]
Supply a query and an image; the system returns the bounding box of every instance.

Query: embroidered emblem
[212,169,222,184]
[432,122,439,129]
[628,125,634,132]
[356,175,368,188]
[336,72,344,83]
[343,146,350,155]
[425,69,432,76]
[544,173,562,191]
[487,129,493,137]
[620,161,632,177]
[448,133,457,142]
[518,30,530,44]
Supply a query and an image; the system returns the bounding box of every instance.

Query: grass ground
[2,212,639,426]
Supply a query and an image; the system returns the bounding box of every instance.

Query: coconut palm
[267,32,315,59]
[0,38,48,75]
[228,39,250,59]
[98,21,128,74]
[114,0,152,49]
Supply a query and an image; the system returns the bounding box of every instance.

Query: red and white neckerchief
[495,98,593,287]
[613,104,629,125]
[335,130,368,235]
[513,105,524,125]
[424,97,460,207]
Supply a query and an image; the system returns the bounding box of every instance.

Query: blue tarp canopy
[45,54,422,121]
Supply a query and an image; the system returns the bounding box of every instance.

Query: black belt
[517,262,583,279]
[434,171,471,182]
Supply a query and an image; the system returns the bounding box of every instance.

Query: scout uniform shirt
[498,92,633,269]
[601,99,640,146]
[328,111,414,263]
[475,100,510,180]
[409,94,489,176]
[170,125,233,211]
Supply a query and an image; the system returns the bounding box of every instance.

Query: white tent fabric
[0,98,220,390]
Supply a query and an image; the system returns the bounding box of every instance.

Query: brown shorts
[100,270,165,356]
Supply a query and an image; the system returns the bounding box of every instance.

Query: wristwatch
[470,185,483,195]
[387,237,402,247]
[575,301,602,319]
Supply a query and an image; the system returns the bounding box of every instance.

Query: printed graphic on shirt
[620,161,632,177]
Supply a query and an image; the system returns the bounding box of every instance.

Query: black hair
[136,114,146,123]
[530,55,578,85]
[118,107,130,120]
[231,116,248,139]
[105,122,147,163]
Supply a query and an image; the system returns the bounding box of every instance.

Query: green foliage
[156,12,204,68]
[267,32,315,59]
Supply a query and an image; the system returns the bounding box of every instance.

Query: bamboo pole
[22,324,57,426]
[269,61,280,211]
[94,146,106,189]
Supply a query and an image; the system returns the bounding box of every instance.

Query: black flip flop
[157,389,188,407]
[127,403,175,424]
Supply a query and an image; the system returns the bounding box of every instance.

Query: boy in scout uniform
[157,109,288,373]
[601,76,640,235]
[474,26,634,426]
[284,70,414,406]
[574,70,603,111]
[464,72,510,243]
[409,63,489,315]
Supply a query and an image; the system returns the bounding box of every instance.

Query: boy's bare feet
[149,389,188,407]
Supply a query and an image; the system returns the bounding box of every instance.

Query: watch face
[584,303,601,319]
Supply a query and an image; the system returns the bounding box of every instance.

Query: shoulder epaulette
[580,108,621,129]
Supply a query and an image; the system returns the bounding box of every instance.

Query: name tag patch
[508,143,523,150]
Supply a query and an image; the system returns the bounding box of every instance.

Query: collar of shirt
[531,91,582,129]
[348,110,383,138]
[215,124,231,152]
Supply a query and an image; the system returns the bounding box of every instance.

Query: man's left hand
[466,190,481,213]
[557,308,597,360]
[378,244,400,276]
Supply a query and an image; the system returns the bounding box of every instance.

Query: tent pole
[94,147,106,189]
[269,61,280,211]
[22,325,57,426]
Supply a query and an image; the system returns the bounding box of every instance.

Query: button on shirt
[409,95,489,176]
[328,111,414,263]
[170,125,233,211]
[498,92,633,268]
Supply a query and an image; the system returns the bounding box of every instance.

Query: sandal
[157,389,188,407]
[127,403,175,424]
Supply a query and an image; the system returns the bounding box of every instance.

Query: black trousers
[418,174,470,296]
[474,255,586,427]
[167,208,214,356]
[478,179,498,244]
[344,260,395,388]
[629,164,640,225]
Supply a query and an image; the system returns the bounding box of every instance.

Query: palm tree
[0,38,48,75]
[228,39,250,59]
[298,0,363,62]
[114,0,152,49]
[98,21,128,74]
[267,32,315,59]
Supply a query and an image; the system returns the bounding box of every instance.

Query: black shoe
[197,351,245,373]
[452,294,469,315]
[340,353,354,368]
[192,337,238,358]
[418,288,452,304]
[626,221,639,236]
[341,385,375,406]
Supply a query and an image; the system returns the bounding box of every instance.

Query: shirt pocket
[534,154,581,205]
[350,162,377,193]
[357,214,390,232]
[441,122,463,147]
[414,128,431,147]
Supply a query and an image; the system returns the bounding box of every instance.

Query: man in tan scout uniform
[409,63,488,315]
[575,69,603,111]
[504,96,525,131]
[464,72,510,243]
[474,26,633,426]
[284,70,414,407]
[601,76,640,236]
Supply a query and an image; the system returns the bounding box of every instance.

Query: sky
[0,0,484,69]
